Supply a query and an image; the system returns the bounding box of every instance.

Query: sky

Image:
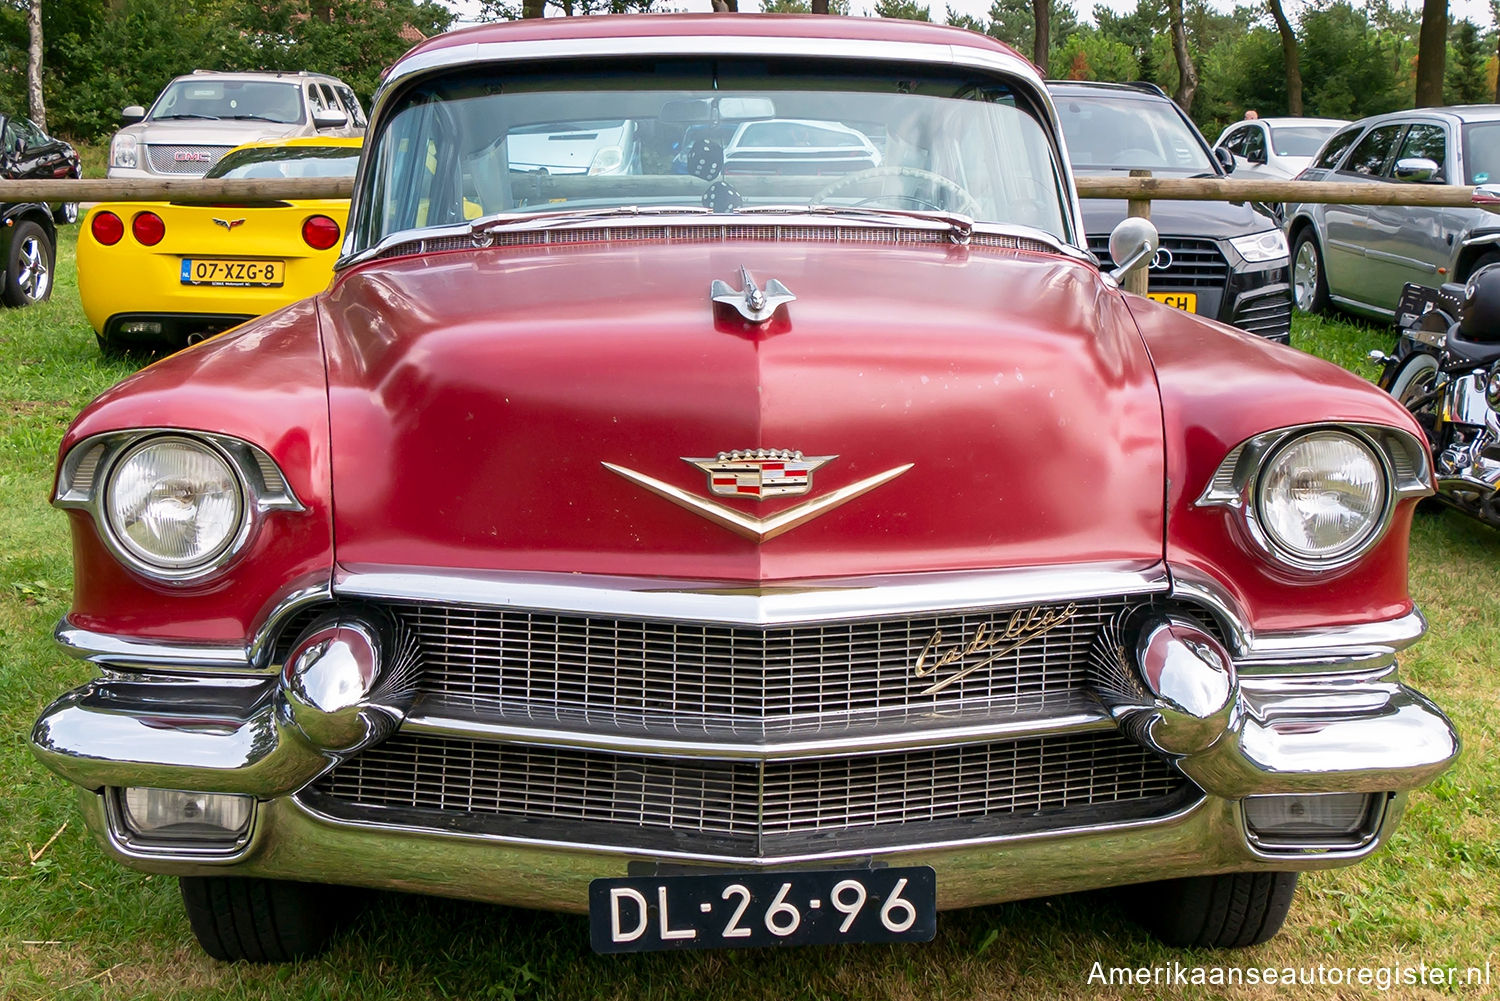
[443,0,1499,28]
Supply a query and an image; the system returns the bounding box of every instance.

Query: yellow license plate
[1148,292,1197,312]
[180,259,284,287]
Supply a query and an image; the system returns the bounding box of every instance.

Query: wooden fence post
[1125,169,1151,296]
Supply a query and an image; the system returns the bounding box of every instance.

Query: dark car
[1049,81,1293,342]
[0,113,78,307]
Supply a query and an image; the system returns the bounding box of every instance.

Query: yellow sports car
[79,137,361,352]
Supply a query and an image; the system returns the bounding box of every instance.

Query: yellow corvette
[79,137,361,352]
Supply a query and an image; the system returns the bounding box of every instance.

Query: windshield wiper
[471,204,712,236]
[154,113,221,121]
[737,203,975,241]
[222,114,283,122]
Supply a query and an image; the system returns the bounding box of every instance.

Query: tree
[1445,18,1488,104]
[945,7,986,31]
[1032,0,1048,68]
[1415,0,1447,106]
[26,0,43,130]
[1265,0,1301,115]
[1047,30,1138,80]
[1165,0,1198,111]
[873,0,930,18]
[984,0,1077,63]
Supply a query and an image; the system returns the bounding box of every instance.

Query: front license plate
[1148,291,1197,312]
[589,866,937,953]
[180,259,284,287]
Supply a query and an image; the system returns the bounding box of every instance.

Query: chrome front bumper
[31,566,1460,908]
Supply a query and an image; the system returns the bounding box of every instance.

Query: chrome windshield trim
[341,213,1090,273]
[401,692,1115,760]
[333,562,1168,627]
[342,30,1079,260]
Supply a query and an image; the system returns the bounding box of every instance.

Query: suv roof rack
[1123,81,1168,98]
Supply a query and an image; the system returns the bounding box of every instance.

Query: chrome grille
[390,596,1135,734]
[311,730,1189,840]
[144,144,231,175]
[1089,236,1229,289]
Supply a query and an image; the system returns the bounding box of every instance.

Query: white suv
[107,70,366,179]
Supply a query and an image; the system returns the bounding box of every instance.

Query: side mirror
[121,105,146,125]
[1214,146,1236,174]
[1107,216,1160,281]
[313,109,348,130]
[1394,157,1439,183]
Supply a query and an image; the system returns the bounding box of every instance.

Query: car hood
[118,118,299,147]
[1077,190,1278,241]
[318,237,1166,581]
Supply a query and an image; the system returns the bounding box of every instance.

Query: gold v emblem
[603,461,913,543]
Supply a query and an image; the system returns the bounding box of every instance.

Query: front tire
[179,876,349,962]
[1384,350,1440,406]
[2,220,54,306]
[1129,871,1299,948]
[53,202,79,225]
[1291,229,1329,315]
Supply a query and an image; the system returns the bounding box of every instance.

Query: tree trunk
[522,0,544,16]
[1165,0,1197,113]
[1266,0,1302,115]
[812,0,829,12]
[26,0,44,132]
[1415,0,1447,107]
[1031,0,1049,70]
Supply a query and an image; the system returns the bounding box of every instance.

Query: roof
[1045,80,1166,99]
[1247,117,1349,128]
[1353,104,1500,127]
[177,69,348,83]
[399,13,1026,64]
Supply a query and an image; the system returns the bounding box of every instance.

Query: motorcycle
[1374,277,1500,526]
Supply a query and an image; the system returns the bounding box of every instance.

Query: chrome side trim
[333,562,1169,626]
[56,578,333,675]
[400,692,1115,760]
[1168,566,1428,675]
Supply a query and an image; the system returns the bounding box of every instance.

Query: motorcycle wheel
[1386,351,1440,406]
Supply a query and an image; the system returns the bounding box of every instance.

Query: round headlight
[1255,431,1388,563]
[104,437,245,572]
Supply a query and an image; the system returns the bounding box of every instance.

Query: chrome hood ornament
[687,449,833,501]
[710,266,796,322]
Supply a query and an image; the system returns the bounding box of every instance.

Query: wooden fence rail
[1,175,1497,208]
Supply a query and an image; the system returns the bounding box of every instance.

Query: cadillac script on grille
[913,603,1079,696]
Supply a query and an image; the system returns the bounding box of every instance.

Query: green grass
[1,252,1497,1000]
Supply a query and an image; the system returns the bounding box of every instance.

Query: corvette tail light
[91,211,124,246]
[302,215,341,251]
[132,211,165,246]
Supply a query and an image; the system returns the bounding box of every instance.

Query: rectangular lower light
[1243,793,1377,843]
[121,788,253,842]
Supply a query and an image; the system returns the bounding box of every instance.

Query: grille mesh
[1232,291,1293,338]
[379,225,1057,260]
[1089,236,1230,289]
[144,144,231,175]
[394,596,1134,734]
[312,730,1187,838]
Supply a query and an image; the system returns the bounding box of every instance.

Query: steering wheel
[812,166,981,216]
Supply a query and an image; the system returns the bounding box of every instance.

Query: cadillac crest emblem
[687,449,834,500]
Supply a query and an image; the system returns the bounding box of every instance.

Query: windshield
[207,144,361,179]
[1053,93,1214,174]
[353,60,1071,252]
[150,79,304,125]
[1269,126,1336,157]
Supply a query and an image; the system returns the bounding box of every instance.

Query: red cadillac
[32,15,1458,961]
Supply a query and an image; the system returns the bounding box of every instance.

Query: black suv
[0,112,81,308]
[1048,81,1292,342]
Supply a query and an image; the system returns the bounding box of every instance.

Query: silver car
[1287,106,1500,317]
[1214,117,1348,181]
[107,70,366,179]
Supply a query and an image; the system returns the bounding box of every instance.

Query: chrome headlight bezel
[1196,423,1432,572]
[54,430,303,584]
[103,435,247,573]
